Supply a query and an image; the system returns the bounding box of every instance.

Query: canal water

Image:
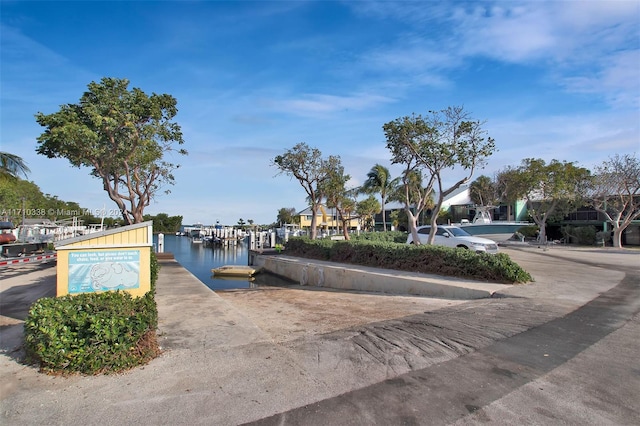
[153,234,291,291]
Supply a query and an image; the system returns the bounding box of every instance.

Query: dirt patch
[215,285,464,343]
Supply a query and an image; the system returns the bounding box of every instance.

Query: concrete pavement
[1,245,638,425]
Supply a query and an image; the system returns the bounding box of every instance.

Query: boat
[190,229,205,243]
[0,222,16,244]
[211,265,261,278]
[0,232,17,244]
[202,235,221,247]
[458,206,532,242]
[276,224,304,240]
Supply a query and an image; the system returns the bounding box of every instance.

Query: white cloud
[561,49,640,108]
[454,4,557,62]
[487,110,640,171]
[267,92,395,117]
[3,1,638,226]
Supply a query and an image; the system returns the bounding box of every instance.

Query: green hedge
[23,252,161,375]
[350,231,408,244]
[285,237,532,283]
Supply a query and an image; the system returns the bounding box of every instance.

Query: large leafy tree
[321,164,353,240]
[399,169,436,238]
[356,195,381,231]
[0,177,103,225]
[276,207,299,226]
[469,175,498,207]
[513,158,591,243]
[383,114,436,243]
[361,164,399,231]
[0,179,45,223]
[143,212,183,233]
[587,154,640,248]
[384,107,495,244]
[495,166,525,221]
[0,152,30,180]
[35,77,187,225]
[273,142,341,239]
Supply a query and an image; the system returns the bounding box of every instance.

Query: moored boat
[458,206,532,242]
[0,221,16,244]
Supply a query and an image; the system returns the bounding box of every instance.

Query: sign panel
[68,250,140,294]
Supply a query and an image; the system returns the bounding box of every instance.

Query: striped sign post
[0,253,57,267]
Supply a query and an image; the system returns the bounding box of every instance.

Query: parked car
[406,225,499,254]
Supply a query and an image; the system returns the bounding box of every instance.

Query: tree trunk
[531,216,547,244]
[427,195,445,245]
[381,195,387,232]
[612,226,622,248]
[341,220,350,240]
[121,210,133,225]
[428,214,439,245]
[538,222,547,244]
[309,205,318,239]
[335,207,351,240]
[102,175,132,225]
[406,208,420,245]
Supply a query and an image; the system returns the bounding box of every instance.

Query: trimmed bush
[23,252,161,375]
[351,231,407,244]
[24,292,159,375]
[285,237,532,284]
[285,237,333,260]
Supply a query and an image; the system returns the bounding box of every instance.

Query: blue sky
[2,1,639,226]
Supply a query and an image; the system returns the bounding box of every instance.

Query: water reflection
[154,234,296,291]
[154,234,251,290]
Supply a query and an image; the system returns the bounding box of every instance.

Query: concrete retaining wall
[250,253,508,300]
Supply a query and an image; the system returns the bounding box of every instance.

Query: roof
[54,220,153,248]
[295,185,473,214]
[20,218,58,227]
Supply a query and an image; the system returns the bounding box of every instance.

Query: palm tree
[0,152,30,179]
[361,164,399,231]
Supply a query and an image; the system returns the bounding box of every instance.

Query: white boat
[190,229,205,243]
[458,206,531,242]
[276,224,304,240]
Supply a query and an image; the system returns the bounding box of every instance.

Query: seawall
[250,252,509,299]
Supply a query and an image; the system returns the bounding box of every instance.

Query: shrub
[517,225,539,239]
[285,237,332,260]
[150,251,160,293]
[595,231,611,246]
[285,238,532,284]
[561,225,597,245]
[351,231,407,244]
[24,291,159,375]
[24,251,161,375]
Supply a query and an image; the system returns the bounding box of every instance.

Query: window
[418,227,431,235]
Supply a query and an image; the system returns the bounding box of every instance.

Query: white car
[406,225,499,254]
